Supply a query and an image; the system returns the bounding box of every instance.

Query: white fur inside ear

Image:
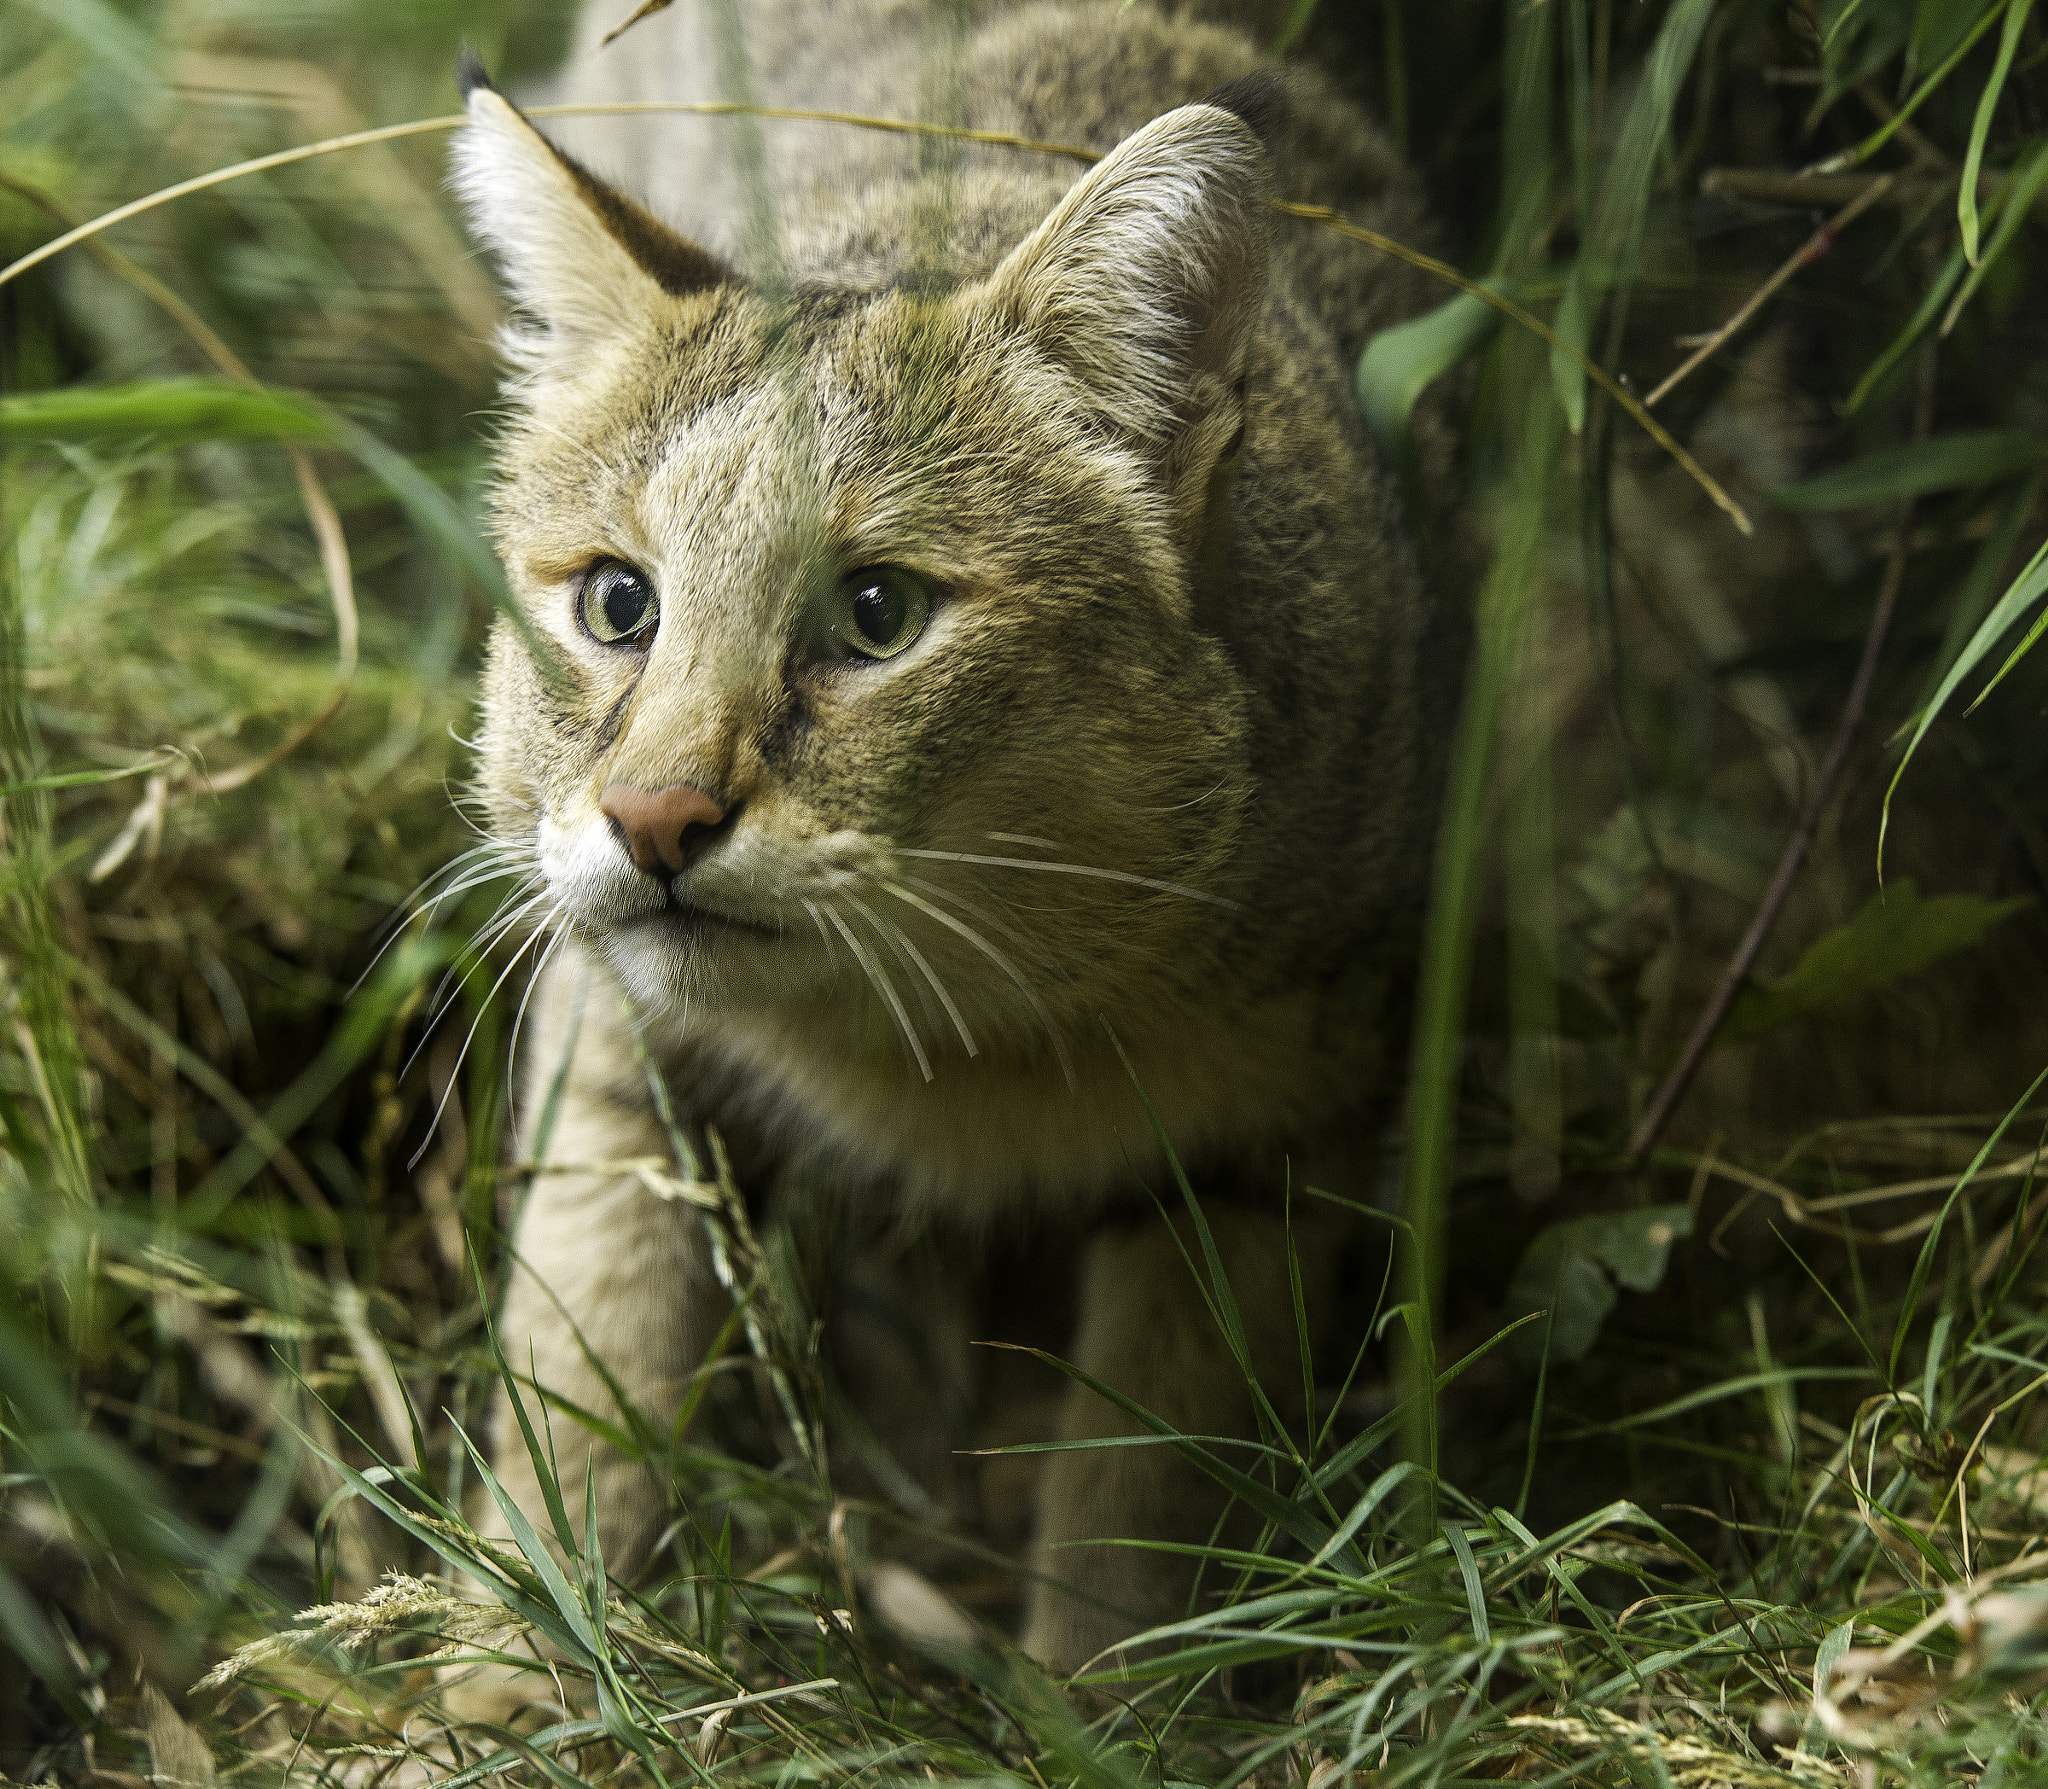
[990,105,1272,445]
[451,87,666,370]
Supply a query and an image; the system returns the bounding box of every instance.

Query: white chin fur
[541,812,668,929]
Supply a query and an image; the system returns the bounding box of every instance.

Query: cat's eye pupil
[580,561,657,645]
[604,576,649,636]
[851,580,903,647]
[834,565,930,662]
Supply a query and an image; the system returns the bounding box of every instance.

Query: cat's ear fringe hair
[995,103,1272,449]
[449,50,558,383]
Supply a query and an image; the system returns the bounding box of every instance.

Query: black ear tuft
[455,43,497,102]
[1202,72,1288,151]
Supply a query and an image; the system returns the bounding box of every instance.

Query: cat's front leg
[453,945,727,1713]
[1021,1203,1339,1675]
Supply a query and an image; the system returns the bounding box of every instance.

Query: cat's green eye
[578,561,658,646]
[830,565,931,662]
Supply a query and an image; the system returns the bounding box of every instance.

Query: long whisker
[898,847,1236,911]
[822,901,931,1083]
[408,915,557,1170]
[503,914,571,1155]
[846,889,976,1058]
[404,886,553,1083]
[879,879,1070,1085]
[800,897,840,972]
[468,883,551,953]
[900,871,1049,966]
[348,845,531,995]
[842,890,943,1034]
[419,882,550,1022]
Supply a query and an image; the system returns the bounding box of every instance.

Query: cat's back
[540,1,1437,351]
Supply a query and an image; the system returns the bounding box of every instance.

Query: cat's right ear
[451,50,733,362]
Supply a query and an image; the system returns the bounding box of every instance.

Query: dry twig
[1627,349,1939,1165]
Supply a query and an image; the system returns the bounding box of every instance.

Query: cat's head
[453,60,1273,1076]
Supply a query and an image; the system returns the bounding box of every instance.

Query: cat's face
[457,75,1271,1074]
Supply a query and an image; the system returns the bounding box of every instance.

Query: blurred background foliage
[8,0,2048,1782]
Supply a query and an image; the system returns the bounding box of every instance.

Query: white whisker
[846,889,976,1058]
[900,872,1047,964]
[898,848,1235,911]
[406,886,553,1080]
[408,916,556,1170]
[504,914,572,1154]
[823,901,931,1083]
[352,844,528,987]
[800,897,840,971]
[879,879,1070,1085]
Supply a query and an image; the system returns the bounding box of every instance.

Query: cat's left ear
[983,101,1272,507]
[450,49,733,370]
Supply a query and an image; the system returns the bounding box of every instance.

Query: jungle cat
[451,0,1457,1676]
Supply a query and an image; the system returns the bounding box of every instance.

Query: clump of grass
[173,1128,2048,1787]
[8,0,2048,1785]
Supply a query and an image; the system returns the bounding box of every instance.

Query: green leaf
[1844,244,1967,417]
[1912,0,1993,69]
[1961,0,2034,264]
[1548,263,1590,434]
[1503,1206,1694,1365]
[1829,1,2010,172]
[1883,489,2048,868]
[1945,136,2048,333]
[0,377,333,447]
[1773,430,2045,510]
[1356,285,1501,466]
[1722,879,2031,1043]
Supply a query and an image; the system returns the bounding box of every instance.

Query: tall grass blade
[1959,0,2033,263]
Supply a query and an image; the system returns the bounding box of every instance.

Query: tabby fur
[451,0,1457,1678]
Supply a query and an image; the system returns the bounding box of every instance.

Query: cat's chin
[593,901,793,1015]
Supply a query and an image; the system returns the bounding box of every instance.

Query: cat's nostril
[599,782,732,877]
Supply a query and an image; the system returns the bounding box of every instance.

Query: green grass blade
[468,1250,579,1557]
[1960,0,2034,263]
[1399,366,1559,1506]
[454,1426,603,1657]
[1440,1521,1490,1644]
[1310,1313,1544,1490]
[1945,135,2048,331]
[1888,1054,2048,1383]
[1827,0,2009,171]
[1881,510,2048,870]
[990,1343,1332,1554]
[1843,242,1966,416]
[1773,431,2046,511]
[0,377,331,446]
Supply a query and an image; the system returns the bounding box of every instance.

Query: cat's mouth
[613,891,782,944]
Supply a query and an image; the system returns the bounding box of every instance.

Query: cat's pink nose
[600,782,728,876]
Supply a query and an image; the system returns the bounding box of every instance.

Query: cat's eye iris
[578,561,658,646]
[830,565,931,662]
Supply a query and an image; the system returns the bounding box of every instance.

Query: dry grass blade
[1,105,1749,531]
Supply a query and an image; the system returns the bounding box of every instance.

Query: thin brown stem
[0,103,1754,533]
[1625,349,1938,1167]
[1276,200,1752,534]
[1700,167,1959,207]
[1645,174,1894,409]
